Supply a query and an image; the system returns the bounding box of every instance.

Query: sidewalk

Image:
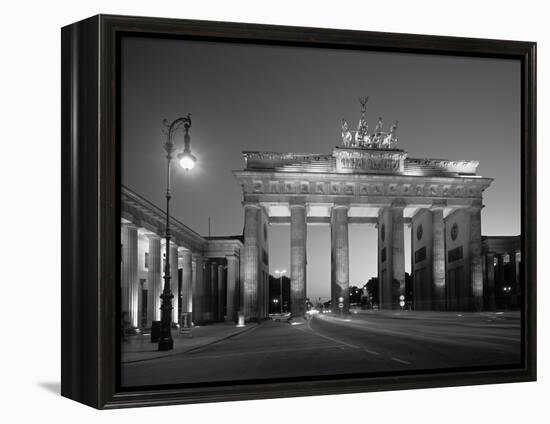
[121,321,259,364]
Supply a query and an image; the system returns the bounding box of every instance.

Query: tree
[349,286,364,304]
[365,277,379,306]
[405,272,413,302]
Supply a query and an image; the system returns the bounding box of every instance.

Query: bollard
[237,312,245,327]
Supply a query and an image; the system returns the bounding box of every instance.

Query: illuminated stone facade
[234,143,497,315]
[120,186,243,330]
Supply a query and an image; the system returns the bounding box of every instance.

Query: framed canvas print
[61,14,536,409]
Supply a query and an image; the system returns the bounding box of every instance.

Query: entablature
[234,170,492,202]
[122,185,207,254]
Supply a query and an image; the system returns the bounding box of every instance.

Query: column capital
[430,200,447,211]
[468,199,484,211]
[331,203,349,210]
[162,240,179,249]
[242,201,261,210]
[140,228,161,240]
[289,197,307,208]
[225,254,238,262]
[121,221,138,230]
[390,198,406,209]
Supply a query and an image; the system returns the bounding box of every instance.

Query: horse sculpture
[382,120,399,148]
[355,117,369,147]
[341,119,352,147]
[370,117,383,148]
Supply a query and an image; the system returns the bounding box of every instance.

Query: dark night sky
[121,36,520,301]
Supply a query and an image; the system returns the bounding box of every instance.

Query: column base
[472,296,484,312]
[431,300,447,311]
[158,338,174,351]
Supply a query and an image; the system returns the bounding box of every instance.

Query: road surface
[121,311,521,387]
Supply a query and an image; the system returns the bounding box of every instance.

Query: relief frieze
[284,182,295,193]
[269,181,279,193]
[315,182,326,194]
[253,181,263,193]
[245,178,484,201]
[335,148,406,173]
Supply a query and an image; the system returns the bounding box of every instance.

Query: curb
[183,322,260,354]
[122,323,259,365]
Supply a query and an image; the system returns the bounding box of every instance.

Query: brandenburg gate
[233,99,493,320]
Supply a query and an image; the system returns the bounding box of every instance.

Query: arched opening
[306,224,331,309]
[349,224,378,310]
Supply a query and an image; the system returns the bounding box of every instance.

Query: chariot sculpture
[341,97,399,149]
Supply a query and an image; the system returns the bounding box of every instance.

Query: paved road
[121,311,521,387]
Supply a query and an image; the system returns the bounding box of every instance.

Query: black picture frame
[61,14,537,409]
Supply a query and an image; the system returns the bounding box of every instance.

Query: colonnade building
[120,186,245,329]
[482,235,521,311]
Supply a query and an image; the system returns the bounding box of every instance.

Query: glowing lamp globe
[178,151,196,170]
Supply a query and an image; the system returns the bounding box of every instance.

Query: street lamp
[158,114,195,351]
[274,269,286,313]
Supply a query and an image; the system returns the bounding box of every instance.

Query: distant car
[269,312,291,322]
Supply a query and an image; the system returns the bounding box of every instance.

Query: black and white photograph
[119,36,525,388]
[3,0,546,421]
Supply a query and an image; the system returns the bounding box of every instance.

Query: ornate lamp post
[158,114,196,351]
[274,269,286,313]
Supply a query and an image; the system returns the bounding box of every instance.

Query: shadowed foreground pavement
[121,311,521,387]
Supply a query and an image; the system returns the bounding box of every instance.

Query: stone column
[331,205,349,313]
[391,203,406,308]
[485,253,496,311]
[290,202,307,318]
[226,255,238,322]
[257,269,263,320]
[147,235,162,325]
[209,262,218,321]
[169,243,179,325]
[238,252,245,317]
[200,260,210,321]
[431,205,446,310]
[121,223,138,328]
[510,251,520,309]
[496,254,505,308]
[243,203,260,320]
[218,264,226,321]
[191,255,203,324]
[180,249,192,317]
[469,205,484,311]
[514,251,521,284]
[377,208,392,310]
